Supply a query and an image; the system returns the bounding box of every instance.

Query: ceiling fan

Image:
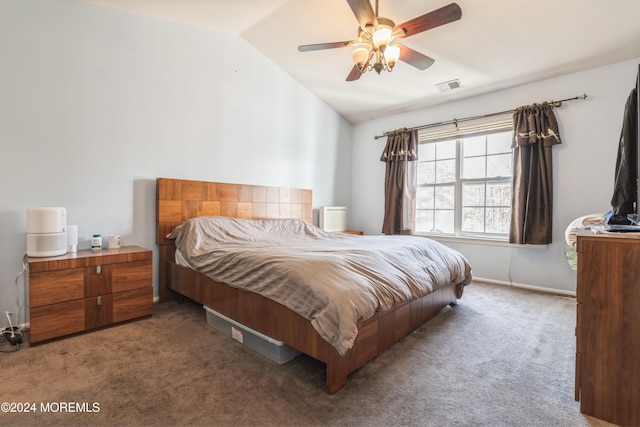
[297,0,462,81]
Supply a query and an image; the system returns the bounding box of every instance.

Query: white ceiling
[81,0,640,123]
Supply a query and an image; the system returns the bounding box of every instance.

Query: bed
[156,178,472,394]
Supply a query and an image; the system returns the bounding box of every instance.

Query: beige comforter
[168,217,472,356]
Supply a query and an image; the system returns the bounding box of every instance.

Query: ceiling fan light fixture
[372,26,392,50]
[384,45,400,68]
[297,1,462,81]
[352,47,371,69]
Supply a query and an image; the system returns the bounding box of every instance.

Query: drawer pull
[96,265,102,274]
[97,296,102,306]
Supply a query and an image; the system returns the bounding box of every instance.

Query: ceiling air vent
[435,79,462,92]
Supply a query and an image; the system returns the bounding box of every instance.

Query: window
[416,118,513,240]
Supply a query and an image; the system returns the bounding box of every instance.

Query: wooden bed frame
[156,177,463,394]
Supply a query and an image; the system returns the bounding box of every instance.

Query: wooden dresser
[575,232,640,426]
[28,246,153,344]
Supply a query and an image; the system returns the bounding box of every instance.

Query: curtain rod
[374,93,588,140]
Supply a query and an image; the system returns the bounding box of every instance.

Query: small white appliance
[67,225,78,253]
[27,207,68,257]
[319,206,347,232]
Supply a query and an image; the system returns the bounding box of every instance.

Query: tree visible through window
[416,130,513,239]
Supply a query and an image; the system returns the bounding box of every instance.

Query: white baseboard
[14,322,29,331]
[472,277,576,297]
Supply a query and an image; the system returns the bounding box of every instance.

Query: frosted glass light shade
[372,27,392,49]
[384,45,401,67]
[352,47,370,68]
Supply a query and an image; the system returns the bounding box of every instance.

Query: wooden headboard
[156,178,313,246]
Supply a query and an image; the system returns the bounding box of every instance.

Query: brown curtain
[510,103,561,244]
[380,129,418,235]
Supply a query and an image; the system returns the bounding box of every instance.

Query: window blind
[417,112,513,143]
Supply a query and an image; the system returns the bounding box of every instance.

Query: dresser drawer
[113,287,153,323]
[85,294,114,330]
[85,264,112,297]
[112,260,152,293]
[29,268,84,307]
[30,299,85,343]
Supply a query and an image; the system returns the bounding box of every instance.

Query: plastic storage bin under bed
[204,306,301,364]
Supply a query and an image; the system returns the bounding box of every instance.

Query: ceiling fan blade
[394,3,462,38]
[346,0,377,29]
[396,44,435,70]
[346,65,363,81]
[298,41,356,52]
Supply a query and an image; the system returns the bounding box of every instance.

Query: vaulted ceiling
[82,0,640,123]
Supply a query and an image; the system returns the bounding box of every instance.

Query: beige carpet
[0,282,613,426]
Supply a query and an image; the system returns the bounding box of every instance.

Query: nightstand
[341,230,363,235]
[28,246,153,343]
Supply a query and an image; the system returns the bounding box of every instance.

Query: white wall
[0,0,352,327]
[351,58,640,293]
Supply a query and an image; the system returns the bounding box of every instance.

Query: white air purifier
[27,207,68,257]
